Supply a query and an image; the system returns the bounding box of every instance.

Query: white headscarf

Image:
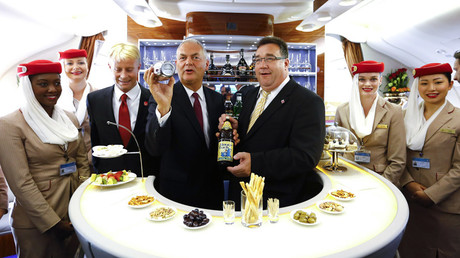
[20,76,79,146]
[404,78,446,151]
[349,74,379,138]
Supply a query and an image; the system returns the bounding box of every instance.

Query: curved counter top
[69,158,408,258]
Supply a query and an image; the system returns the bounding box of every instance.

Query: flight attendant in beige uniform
[0,60,90,257]
[335,60,406,185]
[399,63,460,258]
[57,49,95,172]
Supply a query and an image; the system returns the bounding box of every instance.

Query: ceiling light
[297,23,316,31]
[339,0,358,7]
[317,12,332,22]
[112,0,162,28]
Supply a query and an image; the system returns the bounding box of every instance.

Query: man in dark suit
[144,39,225,210]
[226,36,325,207]
[87,43,156,177]
[231,84,255,104]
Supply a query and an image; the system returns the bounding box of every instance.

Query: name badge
[355,151,371,163]
[440,128,456,134]
[377,124,388,129]
[60,162,77,176]
[412,158,430,169]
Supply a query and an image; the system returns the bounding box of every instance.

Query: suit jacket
[232,78,325,207]
[335,96,406,186]
[145,82,225,210]
[231,84,255,104]
[0,110,89,232]
[400,101,460,214]
[87,85,157,177]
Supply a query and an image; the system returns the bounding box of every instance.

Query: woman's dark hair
[443,72,452,83]
[257,36,289,58]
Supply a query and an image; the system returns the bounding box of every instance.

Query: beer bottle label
[217,141,234,162]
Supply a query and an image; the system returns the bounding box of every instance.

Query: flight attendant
[335,60,406,185]
[0,60,90,257]
[57,49,96,171]
[399,63,460,257]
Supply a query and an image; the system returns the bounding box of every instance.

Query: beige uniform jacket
[0,166,8,214]
[78,83,95,171]
[400,101,460,214]
[335,96,406,185]
[0,110,90,233]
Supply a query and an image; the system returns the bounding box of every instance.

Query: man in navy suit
[225,36,325,208]
[144,39,225,210]
[87,43,156,177]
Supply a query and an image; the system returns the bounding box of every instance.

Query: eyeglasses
[253,56,286,65]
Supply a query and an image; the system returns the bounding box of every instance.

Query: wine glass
[305,48,312,71]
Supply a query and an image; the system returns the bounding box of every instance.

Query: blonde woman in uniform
[57,49,96,172]
[399,63,460,257]
[335,60,406,185]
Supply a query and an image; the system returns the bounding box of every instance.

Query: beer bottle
[217,116,234,167]
[224,95,233,116]
[233,92,243,119]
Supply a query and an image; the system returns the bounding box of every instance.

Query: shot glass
[222,200,235,225]
[241,190,263,228]
[267,198,280,223]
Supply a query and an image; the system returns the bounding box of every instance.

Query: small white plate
[128,195,155,208]
[316,200,345,214]
[147,206,177,222]
[290,209,320,226]
[182,211,212,230]
[92,172,136,187]
[329,189,356,201]
[93,148,127,159]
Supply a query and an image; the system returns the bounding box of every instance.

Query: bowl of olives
[290,209,319,226]
[182,208,212,229]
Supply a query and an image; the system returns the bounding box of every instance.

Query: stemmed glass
[305,47,312,71]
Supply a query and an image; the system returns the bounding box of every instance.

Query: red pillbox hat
[58,49,87,60]
[17,60,62,77]
[413,63,452,78]
[351,60,385,76]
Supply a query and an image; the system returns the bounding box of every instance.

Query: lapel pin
[281,99,285,104]
[144,101,148,106]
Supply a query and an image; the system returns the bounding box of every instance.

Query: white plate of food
[147,206,177,222]
[290,209,320,226]
[182,209,212,229]
[91,171,136,187]
[316,200,345,214]
[329,189,356,201]
[92,148,127,159]
[128,194,155,208]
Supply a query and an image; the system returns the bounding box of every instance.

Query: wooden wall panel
[127,17,186,43]
[186,12,273,37]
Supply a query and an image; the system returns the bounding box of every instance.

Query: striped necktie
[247,90,269,132]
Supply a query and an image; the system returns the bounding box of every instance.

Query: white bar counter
[69,158,408,258]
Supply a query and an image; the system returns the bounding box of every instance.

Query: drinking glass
[223,200,235,225]
[241,190,262,228]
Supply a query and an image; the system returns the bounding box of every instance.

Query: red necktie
[119,94,131,147]
[192,93,203,131]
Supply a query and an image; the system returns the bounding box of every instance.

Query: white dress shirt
[156,85,210,147]
[250,75,290,117]
[113,84,141,131]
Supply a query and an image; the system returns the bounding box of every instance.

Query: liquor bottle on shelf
[248,53,256,75]
[233,92,243,119]
[208,53,218,75]
[217,116,234,167]
[237,49,249,77]
[221,54,234,76]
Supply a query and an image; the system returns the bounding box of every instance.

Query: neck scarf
[404,78,446,151]
[349,75,379,138]
[20,76,78,146]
